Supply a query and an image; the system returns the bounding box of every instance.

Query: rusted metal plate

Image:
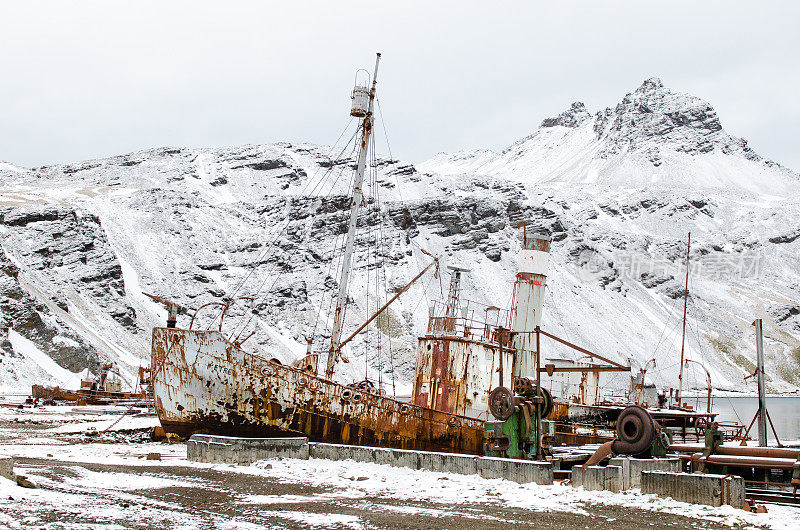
[151,327,485,455]
[412,336,514,419]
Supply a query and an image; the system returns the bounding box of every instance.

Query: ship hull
[151,327,485,454]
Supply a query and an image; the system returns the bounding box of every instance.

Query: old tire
[612,405,655,455]
[539,387,553,419]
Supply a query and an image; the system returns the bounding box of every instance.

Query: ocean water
[708,396,800,443]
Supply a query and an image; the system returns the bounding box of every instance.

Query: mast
[676,232,691,407]
[755,318,767,446]
[326,53,381,379]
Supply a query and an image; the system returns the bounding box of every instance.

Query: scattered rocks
[15,475,37,489]
[0,457,14,481]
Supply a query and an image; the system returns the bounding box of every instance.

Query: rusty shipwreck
[149,54,636,457]
[150,54,492,453]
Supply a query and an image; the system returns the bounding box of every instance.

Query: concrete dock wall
[308,443,552,484]
[187,436,553,485]
[641,471,745,509]
[570,458,744,509]
[608,457,682,490]
[571,465,623,492]
[187,435,309,464]
[307,443,381,465]
[477,456,553,484]
[186,436,744,508]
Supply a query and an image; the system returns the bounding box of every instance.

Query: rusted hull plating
[151,327,485,454]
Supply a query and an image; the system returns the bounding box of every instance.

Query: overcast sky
[2,1,798,172]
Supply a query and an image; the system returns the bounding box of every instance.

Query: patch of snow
[6,328,80,389]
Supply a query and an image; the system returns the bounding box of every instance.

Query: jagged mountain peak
[541,101,591,129]
[593,77,729,162]
[421,77,797,195]
[636,77,665,93]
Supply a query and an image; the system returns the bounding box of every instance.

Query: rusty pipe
[582,440,614,469]
[671,444,800,459]
[690,453,799,470]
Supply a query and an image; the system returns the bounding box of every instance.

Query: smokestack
[511,230,551,378]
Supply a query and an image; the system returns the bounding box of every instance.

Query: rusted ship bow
[152,327,485,453]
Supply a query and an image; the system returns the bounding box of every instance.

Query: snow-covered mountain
[1,78,799,399]
[420,78,796,196]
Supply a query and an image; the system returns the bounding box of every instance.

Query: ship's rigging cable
[318,143,365,351]
[235,143,360,340]
[374,138,394,395]
[316,158,363,343]
[368,132,380,389]
[371,130,395,394]
[377,95,441,320]
[224,125,362,340]
[312,162,364,350]
[205,120,360,333]
[645,284,690,390]
[307,109,414,388]
[356,130,385,388]
[227,164,359,344]
[220,86,425,392]
[376,97,393,162]
[375,94,401,395]
[311,229,348,340]
[687,292,746,426]
[646,259,699,396]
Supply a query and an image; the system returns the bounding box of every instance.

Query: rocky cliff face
[1,79,799,397]
[591,78,762,164]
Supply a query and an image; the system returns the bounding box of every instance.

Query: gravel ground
[0,404,783,529]
[7,457,749,529]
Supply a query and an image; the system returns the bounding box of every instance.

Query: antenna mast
[326,53,381,379]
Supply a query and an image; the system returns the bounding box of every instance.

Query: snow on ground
[1,404,798,529]
[230,457,800,529]
[3,441,800,529]
[47,414,159,434]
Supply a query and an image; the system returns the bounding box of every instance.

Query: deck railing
[426,299,510,344]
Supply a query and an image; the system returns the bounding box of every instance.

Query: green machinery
[484,379,553,459]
